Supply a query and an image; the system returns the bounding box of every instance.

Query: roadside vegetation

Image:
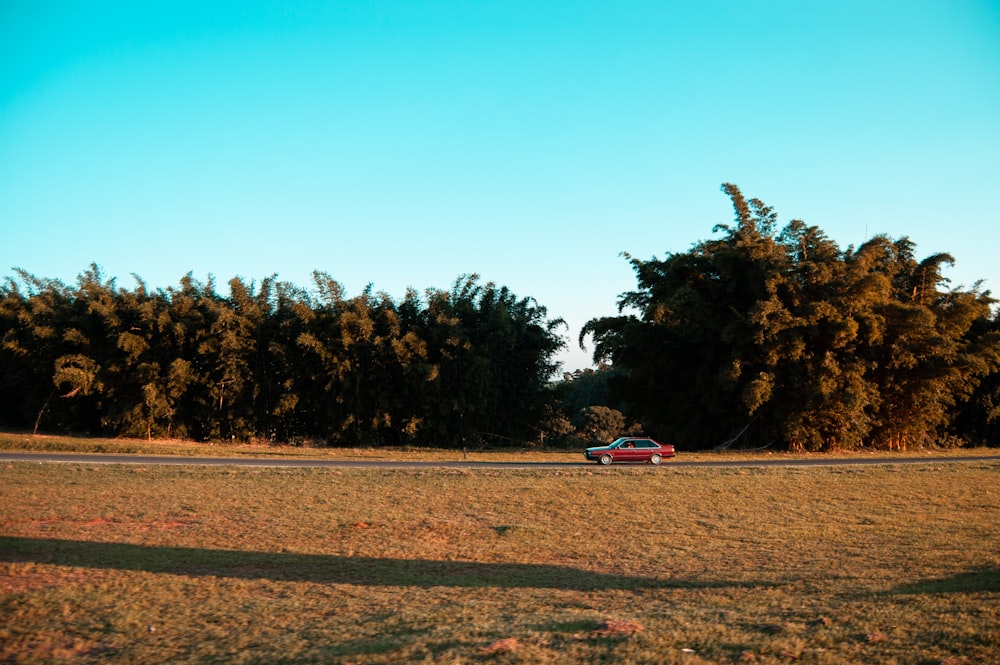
[4,184,1000,452]
[2,460,998,663]
[0,270,563,449]
[583,184,1000,452]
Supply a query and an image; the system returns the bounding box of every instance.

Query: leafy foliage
[6,184,999,451]
[582,184,1000,450]
[0,267,565,447]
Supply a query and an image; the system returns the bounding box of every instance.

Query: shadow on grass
[890,568,1000,594]
[0,536,759,591]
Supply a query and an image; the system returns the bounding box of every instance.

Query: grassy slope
[1,459,998,664]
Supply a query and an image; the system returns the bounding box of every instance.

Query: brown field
[0,435,998,663]
[2,430,995,463]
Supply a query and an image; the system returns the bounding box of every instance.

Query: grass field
[2,430,996,463]
[1,439,998,663]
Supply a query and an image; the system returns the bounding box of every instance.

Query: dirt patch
[479,637,519,655]
[594,618,644,637]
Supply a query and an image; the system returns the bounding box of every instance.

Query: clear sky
[3,1,998,372]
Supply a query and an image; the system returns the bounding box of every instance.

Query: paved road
[2,451,998,469]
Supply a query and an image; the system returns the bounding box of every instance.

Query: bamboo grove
[582,184,1000,451]
[4,184,1000,451]
[0,270,564,446]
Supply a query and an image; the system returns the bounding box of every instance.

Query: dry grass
[2,430,995,463]
[1,458,998,663]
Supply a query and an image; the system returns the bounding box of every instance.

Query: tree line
[582,184,1000,451]
[0,268,565,446]
[4,184,999,451]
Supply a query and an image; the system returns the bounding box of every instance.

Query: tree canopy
[0,268,565,447]
[582,184,1000,451]
[6,186,1000,451]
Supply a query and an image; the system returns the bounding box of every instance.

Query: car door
[630,441,651,462]
[635,440,658,461]
[616,441,640,462]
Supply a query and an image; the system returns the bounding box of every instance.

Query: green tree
[49,265,118,434]
[0,267,565,446]
[751,221,880,450]
[950,311,1000,446]
[420,276,565,446]
[575,405,626,444]
[857,239,999,449]
[584,184,999,451]
[583,185,787,448]
[0,271,72,430]
[200,276,273,440]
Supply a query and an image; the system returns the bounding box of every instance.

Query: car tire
[649,454,662,465]
[599,453,613,466]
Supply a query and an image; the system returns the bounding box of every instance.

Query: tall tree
[583,184,1000,450]
[857,239,999,449]
[0,267,564,446]
[0,272,67,429]
[421,276,565,446]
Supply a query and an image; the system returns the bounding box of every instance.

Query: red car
[584,437,675,465]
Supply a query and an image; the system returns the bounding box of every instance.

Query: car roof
[612,436,657,444]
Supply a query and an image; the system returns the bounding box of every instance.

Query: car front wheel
[649,454,662,465]
[599,453,613,466]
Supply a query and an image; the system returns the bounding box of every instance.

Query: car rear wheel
[599,453,613,466]
[649,454,662,465]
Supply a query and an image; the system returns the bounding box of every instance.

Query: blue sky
[2,1,998,372]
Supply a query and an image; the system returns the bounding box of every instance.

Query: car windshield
[610,438,628,448]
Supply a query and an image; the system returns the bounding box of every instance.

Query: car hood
[585,445,613,453]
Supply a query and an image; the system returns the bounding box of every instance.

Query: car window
[637,441,656,448]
